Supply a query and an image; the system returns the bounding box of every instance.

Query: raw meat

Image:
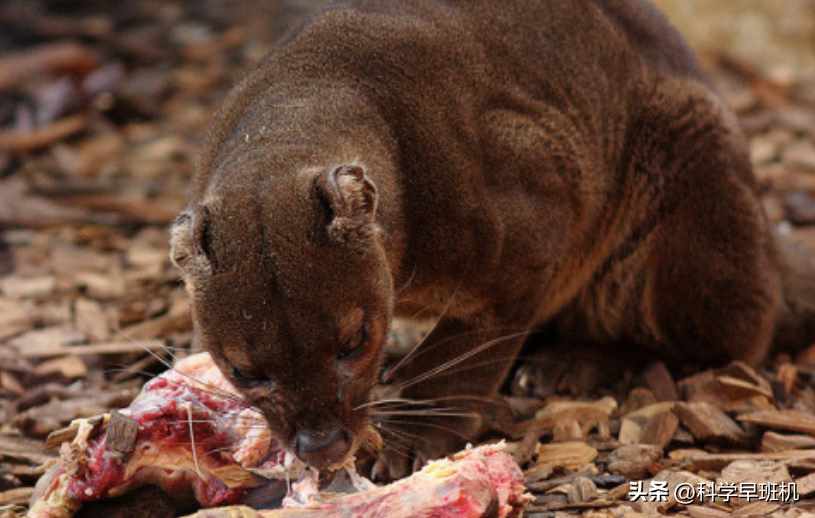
[28,352,303,518]
[28,353,529,518]
[245,443,531,518]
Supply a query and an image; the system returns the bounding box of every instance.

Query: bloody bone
[29,352,302,518]
[29,353,528,518]
[243,444,530,518]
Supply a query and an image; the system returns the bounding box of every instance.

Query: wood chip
[0,487,34,506]
[553,419,584,442]
[783,139,815,172]
[0,372,25,396]
[720,362,772,393]
[0,298,37,341]
[619,387,658,415]
[536,441,598,471]
[0,276,56,299]
[32,356,88,379]
[74,297,111,341]
[0,115,88,153]
[14,389,136,437]
[606,444,662,479]
[648,470,712,513]
[687,505,731,518]
[679,370,720,403]
[738,410,815,436]
[716,375,773,400]
[678,364,773,412]
[641,411,679,449]
[731,501,781,516]
[718,459,791,486]
[718,460,791,506]
[673,450,815,471]
[0,461,46,479]
[619,401,676,445]
[115,303,191,341]
[548,476,599,504]
[0,41,98,91]
[0,177,98,228]
[618,417,644,445]
[17,339,165,358]
[74,271,126,299]
[56,194,181,225]
[643,362,678,402]
[776,363,798,399]
[519,397,617,439]
[8,326,86,355]
[796,472,815,496]
[0,434,53,465]
[105,410,138,456]
[760,431,815,452]
[676,402,749,445]
[625,402,677,420]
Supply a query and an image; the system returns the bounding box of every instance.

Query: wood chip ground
[2,2,815,518]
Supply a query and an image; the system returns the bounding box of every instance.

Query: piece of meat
[28,353,529,518]
[29,352,303,518]
[260,443,530,518]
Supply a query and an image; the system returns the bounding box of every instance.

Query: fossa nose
[295,427,351,469]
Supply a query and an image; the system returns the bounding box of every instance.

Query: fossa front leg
[370,314,530,480]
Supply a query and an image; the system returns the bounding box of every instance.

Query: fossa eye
[231,366,267,387]
[338,323,368,361]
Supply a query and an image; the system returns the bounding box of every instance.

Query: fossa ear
[315,164,380,244]
[169,205,215,278]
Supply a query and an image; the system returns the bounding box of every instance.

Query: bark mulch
[2,2,815,517]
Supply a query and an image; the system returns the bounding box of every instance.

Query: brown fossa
[170,0,815,479]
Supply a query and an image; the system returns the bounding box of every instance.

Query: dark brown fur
[171,0,815,477]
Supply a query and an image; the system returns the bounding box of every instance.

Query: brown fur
[171,0,815,477]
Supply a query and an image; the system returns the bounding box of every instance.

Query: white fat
[281,467,321,508]
[232,408,272,467]
[345,464,377,492]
